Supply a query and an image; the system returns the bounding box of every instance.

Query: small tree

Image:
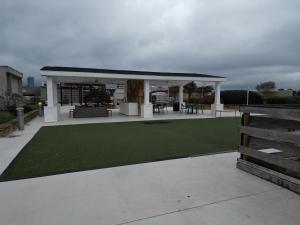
[184,82,197,103]
[83,88,111,106]
[256,81,276,92]
[196,86,214,95]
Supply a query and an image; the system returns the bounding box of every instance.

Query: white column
[44,77,58,122]
[124,81,127,102]
[214,81,221,105]
[46,77,54,107]
[53,81,58,106]
[144,80,150,104]
[211,81,223,116]
[141,79,153,118]
[179,83,184,111]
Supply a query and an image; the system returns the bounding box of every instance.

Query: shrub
[265,96,300,104]
[286,96,300,104]
[7,105,17,116]
[0,111,15,124]
[23,104,38,113]
[221,90,263,105]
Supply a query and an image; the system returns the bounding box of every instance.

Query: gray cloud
[1,0,300,89]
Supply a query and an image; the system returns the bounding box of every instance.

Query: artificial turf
[0,117,240,181]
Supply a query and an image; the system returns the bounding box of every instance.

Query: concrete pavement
[0,152,299,225]
[0,117,43,174]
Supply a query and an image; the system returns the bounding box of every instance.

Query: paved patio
[52,105,239,126]
[0,152,299,225]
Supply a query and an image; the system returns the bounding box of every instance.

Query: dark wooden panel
[249,137,300,157]
[240,106,300,121]
[239,146,300,174]
[249,116,300,130]
[240,126,300,145]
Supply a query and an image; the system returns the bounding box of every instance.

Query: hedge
[0,112,15,124]
[265,96,300,104]
[221,90,263,104]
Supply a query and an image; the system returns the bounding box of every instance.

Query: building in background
[27,76,35,88]
[22,87,42,104]
[259,89,294,98]
[0,66,23,110]
[23,77,42,104]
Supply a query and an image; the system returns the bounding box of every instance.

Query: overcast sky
[1,0,300,89]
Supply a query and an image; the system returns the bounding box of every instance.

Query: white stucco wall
[0,67,7,97]
[0,66,23,96]
[10,76,21,94]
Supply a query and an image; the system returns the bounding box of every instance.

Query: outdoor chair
[107,109,112,117]
[198,104,204,114]
[69,109,74,118]
[161,103,168,113]
[153,104,160,113]
[180,104,187,113]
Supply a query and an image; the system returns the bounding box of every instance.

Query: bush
[7,105,17,116]
[23,104,38,113]
[0,111,15,124]
[221,90,263,105]
[265,96,300,104]
[286,96,300,104]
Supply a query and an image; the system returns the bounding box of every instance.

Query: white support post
[46,77,54,107]
[179,83,184,111]
[211,81,223,116]
[44,77,58,122]
[141,80,153,118]
[124,81,127,102]
[144,80,150,104]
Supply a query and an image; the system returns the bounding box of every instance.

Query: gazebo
[40,66,226,122]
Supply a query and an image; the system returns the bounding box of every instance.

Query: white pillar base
[211,104,224,116]
[44,106,58,122]
[141,104,153,118]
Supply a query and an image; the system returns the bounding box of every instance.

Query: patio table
[153,103,168,113]
[185,104,204,114]
[186,104,197,114]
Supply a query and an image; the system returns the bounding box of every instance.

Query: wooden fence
[237,105,300,194]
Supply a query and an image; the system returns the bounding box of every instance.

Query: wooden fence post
[241,112,250,160]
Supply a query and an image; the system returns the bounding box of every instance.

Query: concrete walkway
[0,117,44,174]
[0,152,299,225]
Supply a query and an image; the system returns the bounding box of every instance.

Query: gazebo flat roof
[41,66,225,79]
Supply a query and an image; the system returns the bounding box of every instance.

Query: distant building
[27,77,35,88]
[259,89,294,98]
[22,87,42,104]
[0,66,23,110]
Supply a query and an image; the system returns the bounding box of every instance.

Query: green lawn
[0,118,240,181]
